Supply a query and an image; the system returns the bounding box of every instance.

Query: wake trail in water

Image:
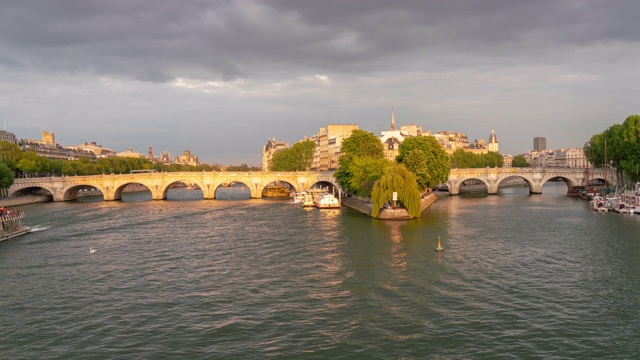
[29,225,50,232]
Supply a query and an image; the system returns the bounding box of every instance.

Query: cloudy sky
[1,0,639,165]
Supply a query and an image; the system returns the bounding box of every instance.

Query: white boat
[291,191,307,204]
[590,196,607,212]
[301,192,315,207]
[315,193,341,209]
[1,209,31,242]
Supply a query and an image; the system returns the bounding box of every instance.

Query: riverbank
[0,195,53,207]
[342,190,447,219]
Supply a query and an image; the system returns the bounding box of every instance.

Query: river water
[1,182,638,359]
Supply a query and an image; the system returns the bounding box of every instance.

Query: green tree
[0,141,23,169]
[339,129,384,159]
[347,156,391,197]
[371,164,421,218]
[585,114,640,185]
[0,162,15,197]
[271,140,316,171]
[334,129,384,193]
[512,155,530,167]
[397,136,450,190]
[15,151,41,175]
[483,152,504,168]
[450,149,503,168]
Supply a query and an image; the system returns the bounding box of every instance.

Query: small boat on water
[590,196,607,212]
[1,209,31,242]
[315,193,341,209]
[291,191,307,204]
[301,192,315,207]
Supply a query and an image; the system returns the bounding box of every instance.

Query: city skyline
[2,1,639,165]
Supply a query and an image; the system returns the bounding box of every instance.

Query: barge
[1,210,31,242]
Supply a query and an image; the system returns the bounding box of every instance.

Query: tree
[334,129,384,193]
[271,140,316,171]
[0,162,15,197]
[371,164,421,218]
[397,136,450,190]
[15,151,41,175]
[450,149,503,168]
[339,129,384,159]
[585,114,640,185]
[347,156,391,197]
[512,155,530,167]
[0,141,23,169]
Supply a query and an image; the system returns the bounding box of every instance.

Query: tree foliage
[397,136,450,190]
[0,162,15,193]
[585,114,640,184]
[226,163,260,172]
[512,154,530,167]
[450,149,504,169]
[0,141,22,168]
[347,156,391,198]
[339,129,384,160]
[11,152,218,177]
[270,140,316,171]
[333,129,384,194]
[371,164,421,218]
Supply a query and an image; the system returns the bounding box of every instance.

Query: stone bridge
[445,167,615,195]
[9,171,339,201]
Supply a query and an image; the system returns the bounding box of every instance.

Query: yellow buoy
[435,237,444,252]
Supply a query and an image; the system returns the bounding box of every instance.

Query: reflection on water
[2,182,639,359]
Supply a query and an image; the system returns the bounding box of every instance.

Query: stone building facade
[0,130,18,145]
[19,128,68,160]
[262,137,289,171]
[68,142,116,158]
[174,150,200,166]
[312,124,358,171]
[524,147,591,168]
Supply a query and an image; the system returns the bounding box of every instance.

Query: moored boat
[301,192,315,207]
[291,191,307,204]
[590,196,607,212]
[315,193,341,209]
[1,209,31,242]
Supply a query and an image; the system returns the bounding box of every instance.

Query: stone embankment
[342,190,447,220]
[0,195,53,207]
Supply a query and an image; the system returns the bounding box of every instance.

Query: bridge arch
[261,180,295,197]
[539,176,576,193]
[447,177,490,195]
[497,175,534,194]
[160,179,206,200]
[9,185,54,198]
[60,184,107,201]
[114,182,153,201]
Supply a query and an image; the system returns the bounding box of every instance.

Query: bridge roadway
[9,171,339,201]
[9,167,613,202]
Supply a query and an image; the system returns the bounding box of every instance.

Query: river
[1,182,638,359]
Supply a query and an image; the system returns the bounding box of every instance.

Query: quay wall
[342,191,445,220]
[0,195,53,207]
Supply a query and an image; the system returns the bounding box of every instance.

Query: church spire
[391,106,396,131]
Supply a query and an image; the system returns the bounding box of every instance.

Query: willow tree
[371,164,421,218]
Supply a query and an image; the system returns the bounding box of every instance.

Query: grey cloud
[1,0,638,84]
